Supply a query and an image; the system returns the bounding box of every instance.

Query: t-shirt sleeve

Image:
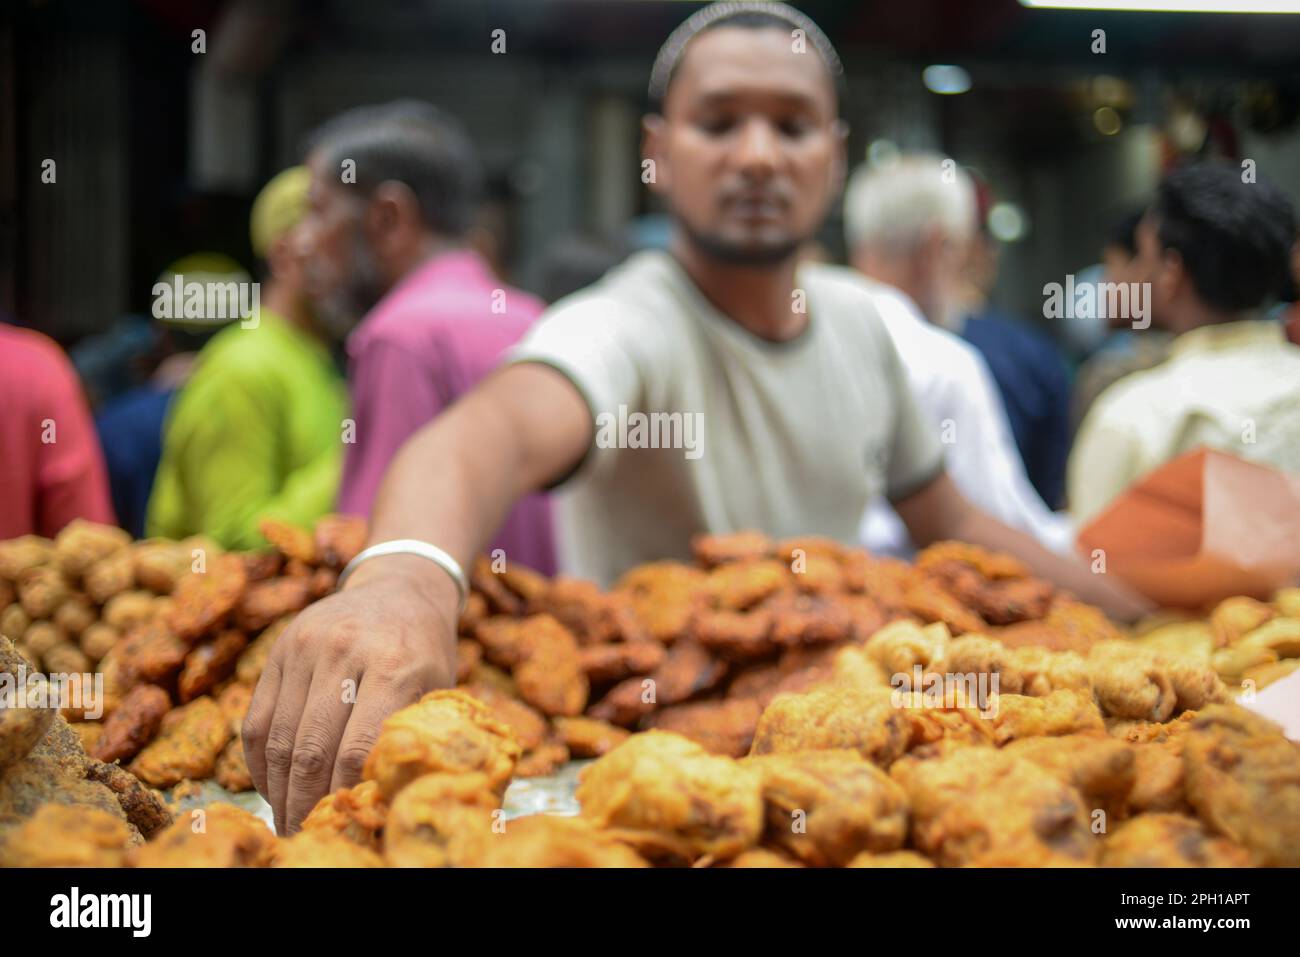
[876,322,946,502]
[34,348,116,536]
[506,295,648,479]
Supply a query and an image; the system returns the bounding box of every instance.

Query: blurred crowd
[3,12,1300,575]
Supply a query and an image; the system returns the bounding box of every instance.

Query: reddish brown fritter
[512,615,589,717]
[529,576,648,645]
[128,696,232,788]
[578,640,667,683]
[588,641,727,726]
[129,803,276,868]
[239,550,283,582]
[901,579,986,636]
[167,553,248,642]
[750,686,911,768]
[646,698,763,758]
[313,514,368,569]
[915,541,1029,581]
[460,683,549,751]
[258,518,318,564]
[691,530,774,567]
[471,557,526,616]
[178,630,248,703]
[614,561,708,644]
[552,716,631,758]
[497,561,551,605]
[706,559,791,611]
[117,620,189,685]
[214,738,254,792]
[789,551,847,595]
[307,566,338,600]
[234,577,311,632]
[1100,814,1252,868]
[91,683,171,764]
[765,592,854,647]
[83,759,174,839]
[474,615,534,668]
[691,609,775,661]
[300,780,388,850]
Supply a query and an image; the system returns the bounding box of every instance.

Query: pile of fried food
[0,516,366,793]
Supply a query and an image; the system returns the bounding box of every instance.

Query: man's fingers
[329,670,392,793]
[264,663,313,834]
[284,668,358,833]
[241,656,282,801]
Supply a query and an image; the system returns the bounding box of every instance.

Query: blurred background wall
[3,0,1300,345]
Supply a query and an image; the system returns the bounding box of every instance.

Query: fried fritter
[944,634,1091,698]
[473,813,649,868]
[765,592,853,646]
[723,847,806,868]
[1182,704,1300,866]
[846,850,936,868]
[706,559,791,611]
[258,518,317,564]
[0,675,55,769]
[54,520,131,578]
[615,560,707,644]
[17,565,71,619]
[178,630,248,702]
[861,619,950,679]
[1087,642,1177,722]
[514,737,570,777]
[361,690,522,801]
[129,803,276,868]
[892,747,1097,867]
[313,514,368,569]
[901,579,986,636]
[1002,734,1136,819]
[234,577,310,632]
[529,576,647,645]
[578,640,667,683]
[115,620,188,685]
[300,779,387,850]
[461,683,549,751]
[552,716,630,758]
[83,549,135,605]
[167,553,249,641]
[83,759,173,838]
[1209,596,1274,648]
[1100,814,1251,868]
[691,608,775,661]
[744,750,909,866]
[511,614,589,717]
[587,641,727,726]
[132,540,193,594]
[128,695,232,788]
[0,804,133,867]
[915,541,1029,581]
[102,590,158,631]
[691,531,773,567]
[382,772,499,868]
[456,639,482,683]
[214,738,253,792]
[577,731,763,863]
[0,535,53,581]
[91,683,170,764]
[985,689,1105,744]
[274,829,385,867]
[646,698,763,757]
[749,685,911,768]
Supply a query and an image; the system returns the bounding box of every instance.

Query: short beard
[313,232,387,341]
[678,219,804,268]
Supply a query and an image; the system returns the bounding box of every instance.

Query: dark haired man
[297,99,555,573]
[248,2,1149,834]
[1069,163,1300,524]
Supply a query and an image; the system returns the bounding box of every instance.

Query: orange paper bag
[1076,447,1300,609]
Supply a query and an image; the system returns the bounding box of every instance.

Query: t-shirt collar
[1169,316,1282,360]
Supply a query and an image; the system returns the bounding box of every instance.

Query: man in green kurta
[147,167,349,549]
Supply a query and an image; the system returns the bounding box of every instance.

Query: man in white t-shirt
[244,1,1150,833]
[842,155,1074,556]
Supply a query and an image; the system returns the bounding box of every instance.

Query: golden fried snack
[985,689,1104,744]
[258,518,317,564]
[828,645,892,691]
[43,641,90,676]
[915,541,1029,581]
[382,772,499,868]
[587,640,727,726]
[749,685,911,768]
[91,683,170,764]
[178,630,248,702]
[471,556,526,616]
[552,716,630,758]
[1182,704,1300,866]
[117,620,189,685]
[944,635,1091,698]
[577,731,763,863]
[515,737,570,777]
[17,565,71,619]
[78,621,119,662]
[0,676,55,769]
[789,551,846,595]
[1002,734,1136,818]
[1209,596,1274,648]
[215,681,253,734]
[957,577,1055,627]
[54,519,130,578]
[901,579,986,636]
[1241,657,1300,691]
[274,829,385,867]
[0,804,133,867]
[691,609,775,661]
[474,615,535,668]
[847,850,936,868]
[101,589,157,631]
[862,619,950,678]
[300,779,388,850]
[1100,814,1251,868]
[129,803,276,868]
[512,614,589,717]
[1127,744,1189,814]
[313,513,367,569]
[361,690,522,801]
[131,540,193,593]
[646,698,763,758]
[20,621,67,665]
[706,559,791,612]
[235,614,292,686]
[461,683,548,751]
[214,738,254,792]
[0,602,31,643]
[128,695,232,788]
[1106,710,1196,744]
[473,813,648,868]
[723,848,805,868]
[167,552,249,641]
[234,577,310,632]
[495,561,549,606]
[1087,641,1177,721]
[744,750,909,866]
[765,592,853,646]
[240,550,283,582]
[1235,617,1300,658]
[691,530,773,567]
[83,759,173,839]
[51,594,95,637]
[892,747,1096,866]
[614,560,707,643]
[71,722,103,753]
[0,535,53,581]
[529,576,648,645]
[82,549,136,604]
[578,640,667,682]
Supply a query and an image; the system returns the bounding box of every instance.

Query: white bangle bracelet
[336,539,469,614]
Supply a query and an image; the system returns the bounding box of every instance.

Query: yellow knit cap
[250,165,311,259]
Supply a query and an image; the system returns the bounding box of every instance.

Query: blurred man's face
[298,151,386,337]
[647,27,844,266]
[1134,213,1174,328]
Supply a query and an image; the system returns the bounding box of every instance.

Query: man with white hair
[844,153,1073,555]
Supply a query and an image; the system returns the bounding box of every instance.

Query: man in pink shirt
[0,322,116,538]
[299,101,555,574]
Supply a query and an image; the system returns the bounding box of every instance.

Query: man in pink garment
[299,101,555,574]
[0,321,116,538]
